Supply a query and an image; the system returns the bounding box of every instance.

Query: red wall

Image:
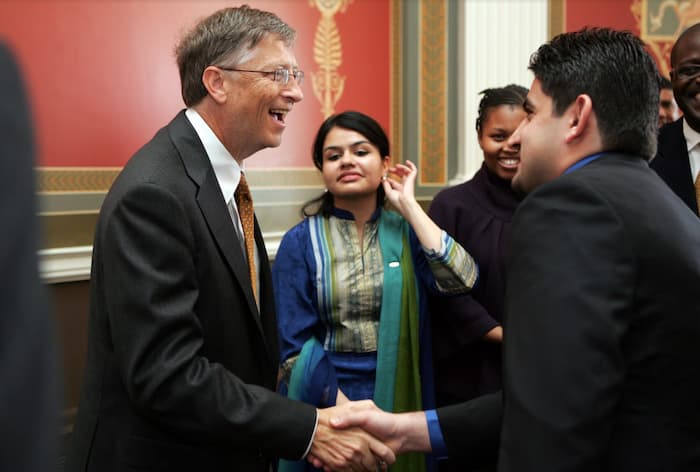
[565,0,638,33]
[0,0,390,168]
[563,0,674,74]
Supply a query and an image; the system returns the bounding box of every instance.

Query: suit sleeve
[499,179,633,471]
[101,183,316,459]
[436,392,502,466]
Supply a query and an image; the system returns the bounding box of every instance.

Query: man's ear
[565,94,593,143]
[201,66,228,104]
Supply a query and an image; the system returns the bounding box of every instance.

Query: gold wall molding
[37,167,323,193]
[549,0,565,38]
[37,167,121,193]
[309,0,353,118]
[391,0,403,166]
[633,0,700,77]
[36,166,325,253]
[419,0,447,186]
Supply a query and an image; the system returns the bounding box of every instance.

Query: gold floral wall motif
[419,0,447,185]
[309,0,353,118]
[390,0,403,167]
[633,0,700,76]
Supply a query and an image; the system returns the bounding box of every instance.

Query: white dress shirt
[682,118,700,182]
[184,108,260,304]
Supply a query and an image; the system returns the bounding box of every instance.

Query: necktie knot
[235,175,252,205]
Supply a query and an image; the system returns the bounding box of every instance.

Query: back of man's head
[529,28,658,159]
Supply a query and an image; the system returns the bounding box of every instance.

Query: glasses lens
[294,70,304,86]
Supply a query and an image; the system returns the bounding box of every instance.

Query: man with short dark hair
[65,6,393,472]
[331,27,700,472]
[652,22,700,216]
[499,27,700,471]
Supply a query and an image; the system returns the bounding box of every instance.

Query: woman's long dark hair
[302,110,390,217]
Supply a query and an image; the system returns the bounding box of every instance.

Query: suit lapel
[655,120,698,214]
[167,111,265,334]
[253,218,280,358]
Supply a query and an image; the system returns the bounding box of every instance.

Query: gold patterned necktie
[695,172,700,213]
[235,173,257,304]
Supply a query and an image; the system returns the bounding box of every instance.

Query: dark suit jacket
[436,392,502,468]
[651,118,699,215]
[500,153,700,471]
[0,42,59,472]
[65,111,316,472]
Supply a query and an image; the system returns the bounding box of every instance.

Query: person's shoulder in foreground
[0,40,60,472]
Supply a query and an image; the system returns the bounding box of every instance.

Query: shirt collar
[185,108,243,204]
[683,117,700,152]
[331,206,382,222]
[563,152,607,174]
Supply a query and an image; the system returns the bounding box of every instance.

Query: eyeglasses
[671,64,700,80]
[218,67,304,86]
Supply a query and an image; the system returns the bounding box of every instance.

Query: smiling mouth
[498,158,520,168]
[270,109,289,123]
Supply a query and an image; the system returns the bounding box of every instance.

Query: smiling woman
[272,110,479,472]
[426,85,527,472]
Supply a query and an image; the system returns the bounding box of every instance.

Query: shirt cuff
[302,409,320,459]
[425,409,449,459]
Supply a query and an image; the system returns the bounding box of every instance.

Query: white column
[452,0,549,185]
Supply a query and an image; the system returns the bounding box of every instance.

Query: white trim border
[39,246,93,283]
[40,232,286,284]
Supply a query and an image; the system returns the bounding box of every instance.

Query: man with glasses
[652,22,700,217]
[65,6,393,472]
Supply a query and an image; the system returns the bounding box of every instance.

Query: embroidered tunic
[273,207,478,402]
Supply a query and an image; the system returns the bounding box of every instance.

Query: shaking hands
[309,400,432,471]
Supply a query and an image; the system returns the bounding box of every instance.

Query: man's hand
[329,400,432,456]
[309,403,396,471]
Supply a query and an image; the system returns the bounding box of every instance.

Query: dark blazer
[651,118,699,215]
[436,392,502,468]
[500,153,700,471]
[0,42,59,472]
[65,111,316,472]
[429,164,519,405]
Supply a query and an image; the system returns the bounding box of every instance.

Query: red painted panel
[566,0,638,33]
[563,0,679,79]
[0,0,390,168]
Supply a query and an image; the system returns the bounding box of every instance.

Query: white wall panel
[453,0,549,184]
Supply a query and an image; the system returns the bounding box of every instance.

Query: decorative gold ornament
[309,0,353,118]
[633,0,700,76]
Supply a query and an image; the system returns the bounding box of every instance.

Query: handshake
[307,400,430,472]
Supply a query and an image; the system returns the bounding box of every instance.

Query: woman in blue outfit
[273,111,478,472]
